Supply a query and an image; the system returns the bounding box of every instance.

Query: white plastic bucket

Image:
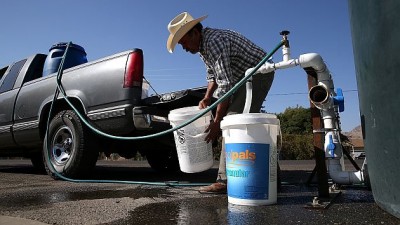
[168,106,214,173]
[221,113,280,206]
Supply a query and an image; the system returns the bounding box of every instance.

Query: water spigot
[280,30,290,47]
[280,30,291,61]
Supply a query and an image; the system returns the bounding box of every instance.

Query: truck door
[0,59,27,149]
[12,54,46,147]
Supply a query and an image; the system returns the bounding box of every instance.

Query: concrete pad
[0,216,49,225]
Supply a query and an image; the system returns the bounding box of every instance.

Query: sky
[0,0,360,132]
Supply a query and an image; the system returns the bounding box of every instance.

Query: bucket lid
[168,106,211,121]
[49,42,87,54]
[221,113,279,129]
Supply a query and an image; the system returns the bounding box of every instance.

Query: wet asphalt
[0,159,399,225]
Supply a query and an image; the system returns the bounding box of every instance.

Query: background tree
[278,106,312,134]
[277,106,314,160]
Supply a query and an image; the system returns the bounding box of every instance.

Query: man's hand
[199,81,217,109]
[204,120,221,143]
[199,97,211,109]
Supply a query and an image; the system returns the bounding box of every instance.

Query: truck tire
[146,145,180,172]
[43,110,98,179]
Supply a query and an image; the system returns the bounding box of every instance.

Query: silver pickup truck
[0,44,208,179]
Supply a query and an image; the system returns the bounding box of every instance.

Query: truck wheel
[146,145,180,172]
[43,110,98,179]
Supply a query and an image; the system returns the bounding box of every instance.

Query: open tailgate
[132,87,216,130]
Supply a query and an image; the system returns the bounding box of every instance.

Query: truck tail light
[124,49,143,88]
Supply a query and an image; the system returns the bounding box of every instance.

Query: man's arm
[199,81,218,109]
[198,80,230,143]
[204,97,230,143]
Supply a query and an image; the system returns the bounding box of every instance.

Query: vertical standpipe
[301,53,366,185]
[249,52,367,186]
[221,113,280,206]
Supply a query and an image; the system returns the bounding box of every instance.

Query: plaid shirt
[199,27,267,98]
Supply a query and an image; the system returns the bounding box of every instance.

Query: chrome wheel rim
[51,125,74,165]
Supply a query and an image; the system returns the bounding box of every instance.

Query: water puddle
[0,187,171,208]
[106,196,284,225]
[107,196,228,225]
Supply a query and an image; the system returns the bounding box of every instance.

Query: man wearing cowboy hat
[167,12,274,193]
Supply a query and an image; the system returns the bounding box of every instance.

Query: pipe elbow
[328,159,364,184]
[299,53,325,71]
[330,170,364,185]
[245,68,255,76]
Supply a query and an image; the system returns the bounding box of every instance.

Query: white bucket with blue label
[221,113,280,206]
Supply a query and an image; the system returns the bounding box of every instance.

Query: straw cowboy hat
[167,12,207,53]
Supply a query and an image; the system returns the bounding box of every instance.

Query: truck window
[22,55,46,84]
[0,66,8,81]
[0,59,27,94]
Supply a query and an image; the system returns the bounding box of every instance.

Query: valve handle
[333,88,345,112]
[280,30,290,36]
[328,135,336,159]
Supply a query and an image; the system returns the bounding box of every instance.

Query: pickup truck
[0,44,208,179]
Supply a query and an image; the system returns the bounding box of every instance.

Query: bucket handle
[185,132,209,139]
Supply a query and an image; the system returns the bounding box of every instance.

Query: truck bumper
[132,106,171,131]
